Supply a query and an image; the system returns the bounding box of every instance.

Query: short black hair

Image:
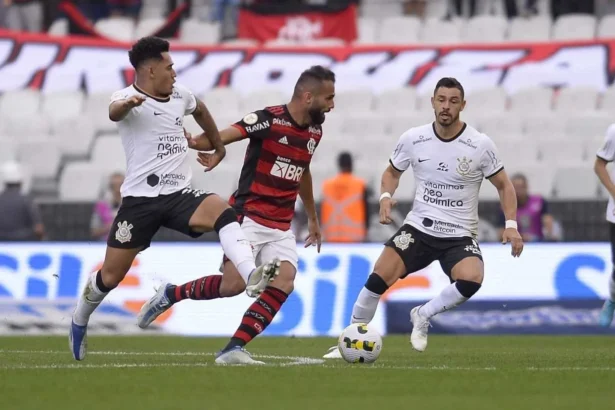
[128,36,170,69]
[338,152,353,172]
[293,65,336,98]
[434,77,465,99]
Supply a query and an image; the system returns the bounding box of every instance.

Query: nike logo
[418,158,430,163]
[154,112,163,116]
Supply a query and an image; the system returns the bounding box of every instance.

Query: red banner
[237,5,358,43]
[0,30,613,96]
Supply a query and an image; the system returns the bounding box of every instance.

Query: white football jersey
[110,83,197,197]
[596,124,615,223]
[390,122,503,239]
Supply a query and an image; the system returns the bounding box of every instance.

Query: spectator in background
[0,162,45,241]
[320,152,370,243]
[551,0,594,18]
[498,173,557,242]
[4,0,43,32]
[90,172,124,241]
[403,0,426,18]
[449,0,477,18]
[504,0,538,18]
[107,0,141,18]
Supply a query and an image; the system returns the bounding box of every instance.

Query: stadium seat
[59,162,106,201]
[94,17,135,42]
[509,87,553,116]
[86,92,116,134]
[47,18,68,36]
[497,139,540,167]
[538,138,588,165]
[17,142,61,179]
[42,91,85,121]
[180,20,220,44]
[134,17,166,39]
[462,15,508,44]
[0,116,49,138]
[91,135,126,172]
[555,86,598,114]
[553,167,600,199]
[566,113,613,139]
[333,90,374,115]
[378,16,421,44]
[322,115,345,136]
[342,113,387,141]
[464,86,508,115]
[507,16,551,42]
[49,116,96,157]
[424,0,449,19]
[523,114,567,140]
[190,162,240,199]
[505,164,555,198]
[479,181,500,200]
[361,1,403,19]
[241,89,286,112]
[203,87,242,120]
[597,14,615,39]
[0,89,41,119]
[552,13,596,41]
[599,86,615,112]
[0,137,17,163]
[476,114,524,141]
[374,87,418,115]
[355,17,378,44]
[421,18,462,44]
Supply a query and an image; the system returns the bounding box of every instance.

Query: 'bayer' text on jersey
[110,83,197,198]
[390,123,503,239]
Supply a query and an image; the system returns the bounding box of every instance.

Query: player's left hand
[305,218,322,253]
[196,150,225,172]
[502,228,524,257]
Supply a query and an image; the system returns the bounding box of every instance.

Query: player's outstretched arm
[595,157,615,199]
[189,127,246,151]
[109,95,145,122]
[379,164,402,225]
[489,169,524,257]
[191,98,225,155]
[299,167,321,252]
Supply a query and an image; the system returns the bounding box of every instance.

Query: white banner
[0,242,612,336]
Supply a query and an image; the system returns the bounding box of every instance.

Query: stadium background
[1,0,614,338]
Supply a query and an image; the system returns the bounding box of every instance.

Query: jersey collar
[132,84,170,103]
[432,122,467,143]
[284,105,310,130]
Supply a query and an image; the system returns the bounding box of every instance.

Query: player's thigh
[260,235,298,295]
[440,238,484,283]
[378,225,437,286]
[100,246,143,287]
[162,189,228,235]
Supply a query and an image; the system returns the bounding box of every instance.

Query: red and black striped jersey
[229,105,322,231]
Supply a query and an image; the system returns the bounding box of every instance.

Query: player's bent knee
[270,262,296,294]
[213,207,238,233]
[189,194,233,232]
[373,247,407,286]
[100,247,140,287]
[455,280,481,298]
[220,276,246,297]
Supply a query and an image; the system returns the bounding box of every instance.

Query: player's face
[307,80,335,125]
[150,52,176,97]
[431,87,465,126]
[512,177,528,202]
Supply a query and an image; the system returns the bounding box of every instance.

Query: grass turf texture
[0,335,613,410]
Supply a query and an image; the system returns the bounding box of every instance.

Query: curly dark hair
[128,36,170,69]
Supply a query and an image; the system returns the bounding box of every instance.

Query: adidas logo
[278,136,288,145]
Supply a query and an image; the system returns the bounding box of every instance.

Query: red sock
[225,286,288,349]
[166,275,222,303]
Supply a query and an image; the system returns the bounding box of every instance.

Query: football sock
[351,273,389,324]
[166,275,222,304]
[72,271,113,326]
[224,286,288,350]
[419,280,481,319]
[609,269,615,302]
[214,209,256,284]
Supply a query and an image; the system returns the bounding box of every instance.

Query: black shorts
[384,224,483,280]
[609,223,615,264]
[107,188,213,250]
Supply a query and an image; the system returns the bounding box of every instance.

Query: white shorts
[220,216,298,271]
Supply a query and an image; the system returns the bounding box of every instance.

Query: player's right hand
[126,95,146,108]
[197,149,226,172]
[379,197,397,225]
[184,128,197,149]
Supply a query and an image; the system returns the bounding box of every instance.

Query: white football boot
[245,258,281,298]
[410,306,431,352]
[215,346,265,365]
[323,346,343,359]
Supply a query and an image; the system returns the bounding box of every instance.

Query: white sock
[609,272,615,302]
[419,282,468,319]
[219,222,256,284]
[72,273,109,326]
[351,287,381,323]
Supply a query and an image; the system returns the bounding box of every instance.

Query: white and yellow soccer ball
[337,323,383,364]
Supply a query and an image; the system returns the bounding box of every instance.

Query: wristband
[505,220,518,230]
[379,192,392,202]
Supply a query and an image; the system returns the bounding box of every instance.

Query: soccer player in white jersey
[594,124,615,327]
[324,77,524,357]
[69,37,280,361]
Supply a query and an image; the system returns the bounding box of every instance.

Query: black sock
[95,270,114,293]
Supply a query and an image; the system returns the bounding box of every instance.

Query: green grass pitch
[1,335,614,410]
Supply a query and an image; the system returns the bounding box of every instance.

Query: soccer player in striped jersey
[137,65,335,364]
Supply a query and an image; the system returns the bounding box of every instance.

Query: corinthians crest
[115,221,133,244]
[393,231,414,251]
[456,156,472,176]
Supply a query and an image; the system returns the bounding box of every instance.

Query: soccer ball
[337,323,383,364]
